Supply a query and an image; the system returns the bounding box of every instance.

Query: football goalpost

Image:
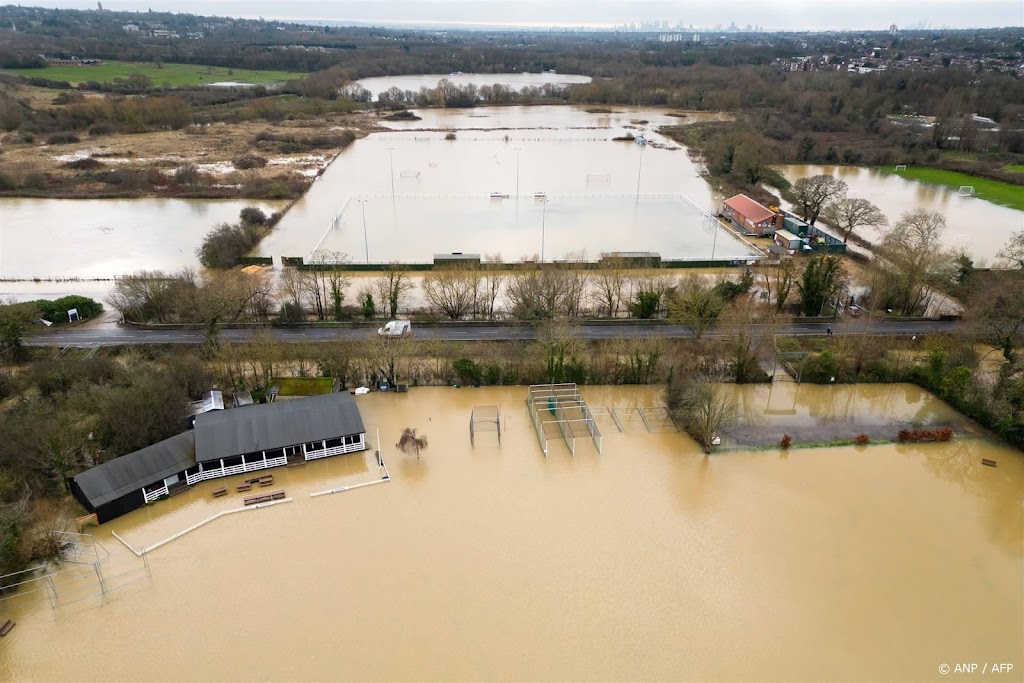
[586,172,611,185]
[957,185,975,197]
[894,164,907,171]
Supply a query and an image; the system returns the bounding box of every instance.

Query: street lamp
[635,141,645,197]
[540,196,548,262]
[386,146,395,197]
[356,198,369,263]
[514,147,521,198]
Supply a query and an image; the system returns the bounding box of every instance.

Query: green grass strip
[879,166,1024,211]
[1,60,304,87]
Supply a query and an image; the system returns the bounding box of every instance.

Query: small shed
[774,229,802,251]
[722,194,777,236]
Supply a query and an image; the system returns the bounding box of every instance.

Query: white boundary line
[110,498,294,556]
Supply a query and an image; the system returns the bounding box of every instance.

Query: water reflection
[780,165,1023,262]
[1,385,1020,682]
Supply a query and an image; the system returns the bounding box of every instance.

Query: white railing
[304,439,366,461]
[185,455,287,486]
[143,485,169,504]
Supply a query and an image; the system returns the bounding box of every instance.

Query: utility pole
[635,142,645,197]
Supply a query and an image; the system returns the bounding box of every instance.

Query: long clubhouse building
[69,392,367,523]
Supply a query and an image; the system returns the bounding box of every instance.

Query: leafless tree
[997,229,1024,269]
[422,266,481,320]
[822,196,887,243]
[760,258,797,313]
[592,256,629,317]
[396,427,428,458]
[374,262,415,319]
[665,371,738,454]
[793,174,848,224]
[667,274,725,338]
[874,208,948,316]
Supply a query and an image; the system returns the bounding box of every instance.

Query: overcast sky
[37,1,1024,30]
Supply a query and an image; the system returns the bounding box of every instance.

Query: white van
[377,320,412,338]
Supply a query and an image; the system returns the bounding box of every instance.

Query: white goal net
[957,186,975,196]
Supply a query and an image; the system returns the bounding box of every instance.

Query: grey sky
[36,1,1024,30]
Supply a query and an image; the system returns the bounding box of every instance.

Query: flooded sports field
[780,165,1024,263]
[260,107,733,263]
[2,385,1021,681]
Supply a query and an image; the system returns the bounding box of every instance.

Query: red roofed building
[721,194,778,236]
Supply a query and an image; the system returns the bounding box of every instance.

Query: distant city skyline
[25,1,1024,31]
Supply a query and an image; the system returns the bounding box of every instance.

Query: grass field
[881,166,1024,211]
[0,60,305,87]
[1006,164,1024,174]
[270,377,335,396]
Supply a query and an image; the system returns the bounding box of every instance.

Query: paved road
[25,319,959,347]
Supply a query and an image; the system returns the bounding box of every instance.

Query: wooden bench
[0,619,15,636]
[212,487,228,498]
[269,489,285,500]
[259,476,274,487]
[236,483,252,493]
[243,489,286,506]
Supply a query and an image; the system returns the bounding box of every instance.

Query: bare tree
[722,296,778,383]
[107,270,180,323]
[875,209,948,316]
[505,266,571,320]
[375,262,415,319]
[966,270,1024,364]
[278,266,308,319]
[397,427,428,458]
[667,274,725,338]
[592,256,629,317]
[997,229,1024,269]
[760,258,797,313]
[822,196,887,243]
[422,266,481,320]
[665,372,738,454]
[478,254,505,319]
[304,250,352,320]
[792,174,848,225]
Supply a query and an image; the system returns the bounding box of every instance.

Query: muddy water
[779,165,1024,262]
[2,385,1021,681]
[355,73,592,99]
[261,107,728,261]
[0,198,287,279]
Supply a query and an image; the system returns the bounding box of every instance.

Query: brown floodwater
[779,165,1024,263]
[1,385,1021,681]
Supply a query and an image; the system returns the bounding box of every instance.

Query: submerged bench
[212,487,227,498]
[0,619,15,636]
[237,483,252,493]
[243,490,285,506]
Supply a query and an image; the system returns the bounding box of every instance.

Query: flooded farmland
[779,165,1024,263]
[2,385,1021,681]
[355,72,592,99]
[0,198,286,280]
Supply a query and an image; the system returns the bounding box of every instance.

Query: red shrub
[897,427,955,443]
[855,433,870,446]
[780,434,792,449]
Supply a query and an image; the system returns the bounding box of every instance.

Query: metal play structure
[469,405,502,447]
[526,383,602,457]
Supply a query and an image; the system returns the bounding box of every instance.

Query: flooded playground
[1,385,1021,681]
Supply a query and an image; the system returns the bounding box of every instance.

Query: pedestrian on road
[826,326,833,337]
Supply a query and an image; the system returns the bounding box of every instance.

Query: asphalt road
[25,319,959,347]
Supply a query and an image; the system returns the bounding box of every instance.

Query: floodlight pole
[357,198,369,263]
[514,147,521,198]
[635,142,645,197]
[386,147,395,197]
[541,197,547,262]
